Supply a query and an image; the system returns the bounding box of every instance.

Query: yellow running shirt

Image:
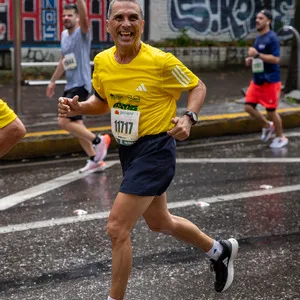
[0,99,17,129]
[93,43,199,142]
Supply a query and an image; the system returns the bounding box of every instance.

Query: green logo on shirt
[113,102,138,111]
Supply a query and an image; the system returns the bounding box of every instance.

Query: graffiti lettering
[168,0,295,40]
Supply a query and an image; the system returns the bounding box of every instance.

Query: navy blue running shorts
[119,132,176,196]
[63,86,89,121]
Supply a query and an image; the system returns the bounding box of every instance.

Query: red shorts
[245,81,281,109]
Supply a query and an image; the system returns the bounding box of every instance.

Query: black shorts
[63,86,89,121]
[119,132,176,196]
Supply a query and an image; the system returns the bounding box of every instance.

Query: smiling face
[255,12,270,32]
[106,1,145,51]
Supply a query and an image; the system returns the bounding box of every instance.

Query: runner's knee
[6,118,26,141]
[14,119,26,139]
[106,218,131,243]
[57,117,69,130]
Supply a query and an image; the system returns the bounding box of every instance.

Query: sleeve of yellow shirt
[162,53,200,101]
[92,54,106,100]
[0,99,17,129]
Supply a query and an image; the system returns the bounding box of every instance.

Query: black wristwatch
[254,52,260,59]
[183,111,198,125]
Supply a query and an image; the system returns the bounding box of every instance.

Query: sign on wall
[0,0,109,46]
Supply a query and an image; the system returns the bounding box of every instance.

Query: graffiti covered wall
[0,0,296,46]
[150,0,295,41]
[0,0,296,69]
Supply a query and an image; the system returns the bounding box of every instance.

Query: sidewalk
[1,67,300,160]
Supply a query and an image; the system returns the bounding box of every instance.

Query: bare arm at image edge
[0,117,26,158]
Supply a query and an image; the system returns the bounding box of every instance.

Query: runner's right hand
[245,57,253,67]
[58,95,80,118]
[46,82,56,98]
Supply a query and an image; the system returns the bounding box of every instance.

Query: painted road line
[0,160,119,211]
[176,158,300,163]
[25,126,112,138]
[169,183,300,208]
[22,107,300,138]
[1,157,299,211]
[176,131,300,151]
[1,183,300,234]
[0,156,120,170]
[1,155,298,172]
[199,107,300,121]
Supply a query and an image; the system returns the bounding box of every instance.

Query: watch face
[185,111,198,124]
[191,112,197,122]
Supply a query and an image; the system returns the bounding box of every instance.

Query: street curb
[2,109,300,160]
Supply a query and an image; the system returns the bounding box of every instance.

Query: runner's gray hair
[107,0,144,19]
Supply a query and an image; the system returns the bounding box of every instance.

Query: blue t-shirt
[253,30,280,85]
[61,27,92,93]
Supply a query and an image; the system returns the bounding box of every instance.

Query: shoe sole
[222,238,239,292]
[269,139,288,149]
[79,163,106,173]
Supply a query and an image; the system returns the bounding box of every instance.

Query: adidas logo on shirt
[172,65,191,87]
[136,83,147,91]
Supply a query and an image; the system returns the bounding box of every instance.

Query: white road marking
[1,183,300,234]
[176,158,300,163]
[0,161,119,211]
[0,155,120,170]
[177,131,300,150]
[1,131,299,170]
[1,157,299,211]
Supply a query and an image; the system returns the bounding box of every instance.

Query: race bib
[252,58,264,73]
[62,53,77,71]
[111,108,140,146]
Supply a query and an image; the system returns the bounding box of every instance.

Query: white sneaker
[269,136,288,149]
[79,160,106,173]
[94,134,111,162]
[261,122,275,142]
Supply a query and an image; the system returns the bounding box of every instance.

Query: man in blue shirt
[244,9,288,149]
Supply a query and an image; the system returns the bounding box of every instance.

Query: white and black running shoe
[210,238,239,292]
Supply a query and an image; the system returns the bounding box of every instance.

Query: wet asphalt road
[0,130,300,300]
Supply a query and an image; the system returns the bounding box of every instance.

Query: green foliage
[173,28,195,47]
[285,96,297,104]
[236,39,247,47]
[150,29,253,48]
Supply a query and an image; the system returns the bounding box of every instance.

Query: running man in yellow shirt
[58,1,239,299]
[0,99,26,158]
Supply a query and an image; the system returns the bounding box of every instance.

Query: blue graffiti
[168,0,295,40]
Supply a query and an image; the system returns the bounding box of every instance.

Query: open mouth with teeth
[119,31,133,40]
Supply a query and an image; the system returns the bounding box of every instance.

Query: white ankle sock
[205,240,223,260]
[108,297,116,300]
